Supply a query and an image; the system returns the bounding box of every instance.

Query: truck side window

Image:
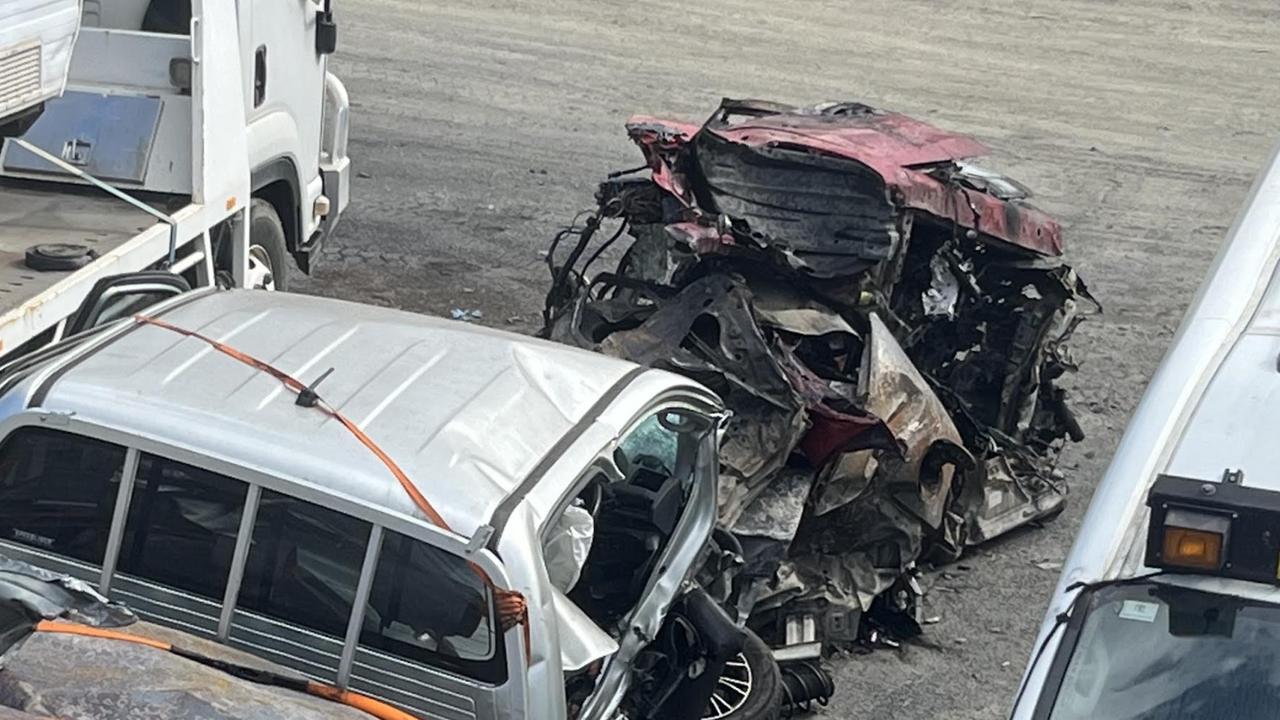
[0,428,126,563]
[237,489,371,639]
[361,529,503,683]
[140,0,192,34]
[117,454,247,600]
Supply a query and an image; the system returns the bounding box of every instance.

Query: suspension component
[778,659,834,717]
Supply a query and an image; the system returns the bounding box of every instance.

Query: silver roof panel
[33,290,655,536]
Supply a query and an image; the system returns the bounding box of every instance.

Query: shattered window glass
[236,490,371,639]
[615,412,680,476]
[361,529,500,681]
[117,454,247,600]
[1046,582,1280,720]
[0,428,126,564]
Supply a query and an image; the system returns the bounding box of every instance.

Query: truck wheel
[705,629,783,720]
[248,199,289,291]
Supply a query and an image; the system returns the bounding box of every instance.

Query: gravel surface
[294,2,1280,716]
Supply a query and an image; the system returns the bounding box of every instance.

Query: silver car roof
[19,290,687,539]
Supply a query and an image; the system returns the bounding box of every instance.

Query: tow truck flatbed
[0,179,200,353]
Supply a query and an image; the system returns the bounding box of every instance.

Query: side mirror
[316,2,337,55]
[68,272,191,334]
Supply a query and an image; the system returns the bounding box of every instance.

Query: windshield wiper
[1012,571,1168,716]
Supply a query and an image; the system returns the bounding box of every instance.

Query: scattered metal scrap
[542,98,1096,660]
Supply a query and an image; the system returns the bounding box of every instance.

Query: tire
[248,198,289,291]
[705,628,783,720]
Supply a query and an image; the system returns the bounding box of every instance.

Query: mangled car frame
[544,98,1096,653]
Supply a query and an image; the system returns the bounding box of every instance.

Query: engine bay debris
[542,98,1097,656]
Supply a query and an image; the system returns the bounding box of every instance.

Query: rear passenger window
[0,428,126,563]
[117,454,247,599]
[237,489,371,639]
[0,429,507,684]
[362,529,501,682]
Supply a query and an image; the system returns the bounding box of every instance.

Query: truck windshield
[1044,580,1280,720]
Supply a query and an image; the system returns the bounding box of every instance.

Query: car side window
[117,453,248,600]
[0,428,507,685]
[361,529,503,683]
[0,427,127,564]
[615,412,681,477]
[237,489,371,639]
[559,409,705,629]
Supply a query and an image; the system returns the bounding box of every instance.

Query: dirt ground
[294,1,1280,717]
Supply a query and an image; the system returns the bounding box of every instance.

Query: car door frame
[519,386,725,720]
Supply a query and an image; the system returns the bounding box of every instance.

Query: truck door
[248,0,333,239]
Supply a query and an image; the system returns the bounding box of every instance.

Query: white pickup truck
[0,0,351,358]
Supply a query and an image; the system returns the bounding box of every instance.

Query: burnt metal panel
[694,130,897,276]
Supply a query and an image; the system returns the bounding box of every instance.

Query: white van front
[1024,485,1280,719]
[1012,143,1280,720]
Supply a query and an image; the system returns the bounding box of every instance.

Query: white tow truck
[0,0,351,357]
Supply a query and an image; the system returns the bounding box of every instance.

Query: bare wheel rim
[246,244,276,290]
[704,652,753,719]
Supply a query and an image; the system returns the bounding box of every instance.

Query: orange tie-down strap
[132,316,529,649]
[34,620,418,720]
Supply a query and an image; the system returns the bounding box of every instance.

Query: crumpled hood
[627,100,988,171]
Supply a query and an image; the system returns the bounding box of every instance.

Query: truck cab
[0,0,350,357]
[1011,143,1280,720]
[13,0,349,276]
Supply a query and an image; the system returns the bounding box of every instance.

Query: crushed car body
[625,98,1063,272]
[543,98,1097,653]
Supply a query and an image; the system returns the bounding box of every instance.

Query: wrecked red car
[542,98,1095,660]
[626,99,1062,269]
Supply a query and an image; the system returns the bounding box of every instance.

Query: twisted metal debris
[543,98,1097,648]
